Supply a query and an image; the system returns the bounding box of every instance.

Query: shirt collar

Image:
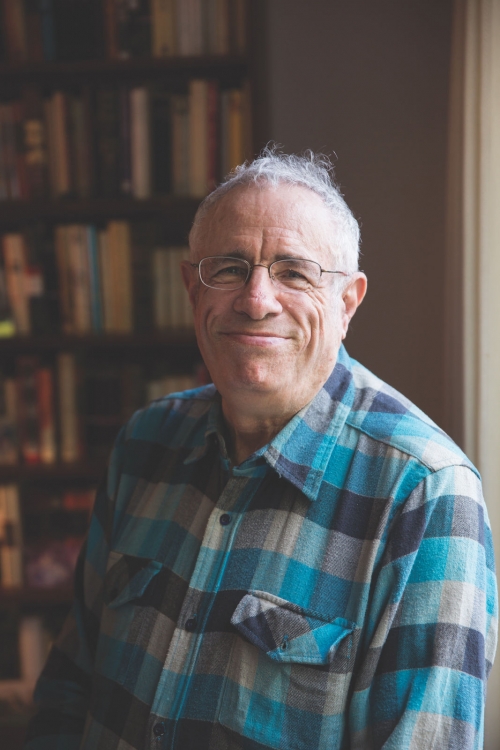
[263,345,355,502]
[184,346,355,502]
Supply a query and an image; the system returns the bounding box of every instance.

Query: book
[151,0,176,56]
[1,0,28,63]
[115,0,151,58]
[0,266,15,337]
[21,87,50,200]
[130,87,151,199]
[36,366,57,464]
[57,352,81,463]
[2,233,30,335]
[86,225,103,333]
[171,94,190,195]
[0,374,18,465]
[176,0,203,56]
[95,88,121,197]
[119,85,132,195]
[189,79,209,197]
[39,0,56,61]
[16,356,41,464]
[44,91,72,198]
[65,224,92,334]
[69,90,93,199]
[24,0,44,62]
[0,484,23,587]
[54,225,72,334]
[107,220,133,332]
[150,85,171,195]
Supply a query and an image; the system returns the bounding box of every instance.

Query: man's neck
[221,391,309,465]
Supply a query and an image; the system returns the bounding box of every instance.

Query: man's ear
[341,272,367,340]
[181,260,198,309]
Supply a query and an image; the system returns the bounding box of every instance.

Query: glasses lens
[271,259,321,290]
[199,256,249,289]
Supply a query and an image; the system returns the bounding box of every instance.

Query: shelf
[0,55,248,90]
[0,330,199,352]
[0,195,200,227]
[0,584,73,606]
[0,461,106,483]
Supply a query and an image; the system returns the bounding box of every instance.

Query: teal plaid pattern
[25,345,497,750]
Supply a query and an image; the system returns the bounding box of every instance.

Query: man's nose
[232,265,283,318]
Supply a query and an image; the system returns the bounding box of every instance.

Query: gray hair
[189,145,361,273]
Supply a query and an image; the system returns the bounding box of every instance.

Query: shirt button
[220,513,231,526]
[153,721,166,737]
[185,617,197,632]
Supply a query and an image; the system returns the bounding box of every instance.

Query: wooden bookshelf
[0,196,200,228]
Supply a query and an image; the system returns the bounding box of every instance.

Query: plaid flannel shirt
[25,345,498,750]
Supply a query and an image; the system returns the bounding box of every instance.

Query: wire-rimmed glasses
[191,256,348,292]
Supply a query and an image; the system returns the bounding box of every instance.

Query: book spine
[39,0,56,61]
[54,225,73,334]
[17,356,41,465]
[95,88,120,197]
[207,81,219,190]
[98,228,114,332]
[188,79,209,197]
[1,0,28,63]
[51,91,72,197]
[36,366,57,464]
[130,87,151,199]
[151,0,176,57]
[70,93,92,199]
[0,375,18,465]
[103,0,118,59]
[0,484,23,586]
[119,86,132,196]
[171,94,190,195]
[24,0,44,62]
[152,248,170,329]
[108,221,133,333]
[2,233,30,335]
[150,86,171,194]
[87,225,103,332]
[57,352,81,463]
[228,88,244,171]
[66,224,91,334]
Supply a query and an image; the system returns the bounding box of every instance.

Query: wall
[252,0,454,432]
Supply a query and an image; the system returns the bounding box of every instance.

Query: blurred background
[0,0,499,747]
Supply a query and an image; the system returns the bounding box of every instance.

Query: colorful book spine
[2,233,30,335]
[16,356,41,464]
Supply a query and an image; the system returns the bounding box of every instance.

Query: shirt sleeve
[349,463,498,750]
[24,426,126,750]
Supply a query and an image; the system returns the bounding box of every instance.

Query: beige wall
[252,0,454,434]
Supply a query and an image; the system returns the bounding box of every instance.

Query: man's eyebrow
[220,250,312,262]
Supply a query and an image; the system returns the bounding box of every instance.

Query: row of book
[0,355,200,466]
[1,0,246,64]
[0,226,194,337]
[0,81,249,202]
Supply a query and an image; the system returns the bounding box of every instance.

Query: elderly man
[26,150,497,750]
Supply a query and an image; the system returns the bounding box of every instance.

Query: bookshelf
[0,3,253,741]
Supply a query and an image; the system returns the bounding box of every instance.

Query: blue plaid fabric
[25,345,497,750]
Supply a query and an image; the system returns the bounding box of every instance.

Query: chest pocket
[219,590,357,750]
[231,590,355,664]
[103,551,163,608]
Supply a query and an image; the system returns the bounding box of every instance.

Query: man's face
[182,184,365,410]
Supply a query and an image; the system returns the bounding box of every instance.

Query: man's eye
[213,265,247,278]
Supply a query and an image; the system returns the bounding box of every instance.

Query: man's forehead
[197,183,335,249]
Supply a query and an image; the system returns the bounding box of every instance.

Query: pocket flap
[103,551,163,608]
[231,590,356,664]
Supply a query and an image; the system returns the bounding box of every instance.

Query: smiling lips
[220,331,290,345]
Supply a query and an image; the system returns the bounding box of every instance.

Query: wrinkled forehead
[191,183,338,262]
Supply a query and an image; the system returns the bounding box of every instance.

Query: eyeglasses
[191,256,348,292]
